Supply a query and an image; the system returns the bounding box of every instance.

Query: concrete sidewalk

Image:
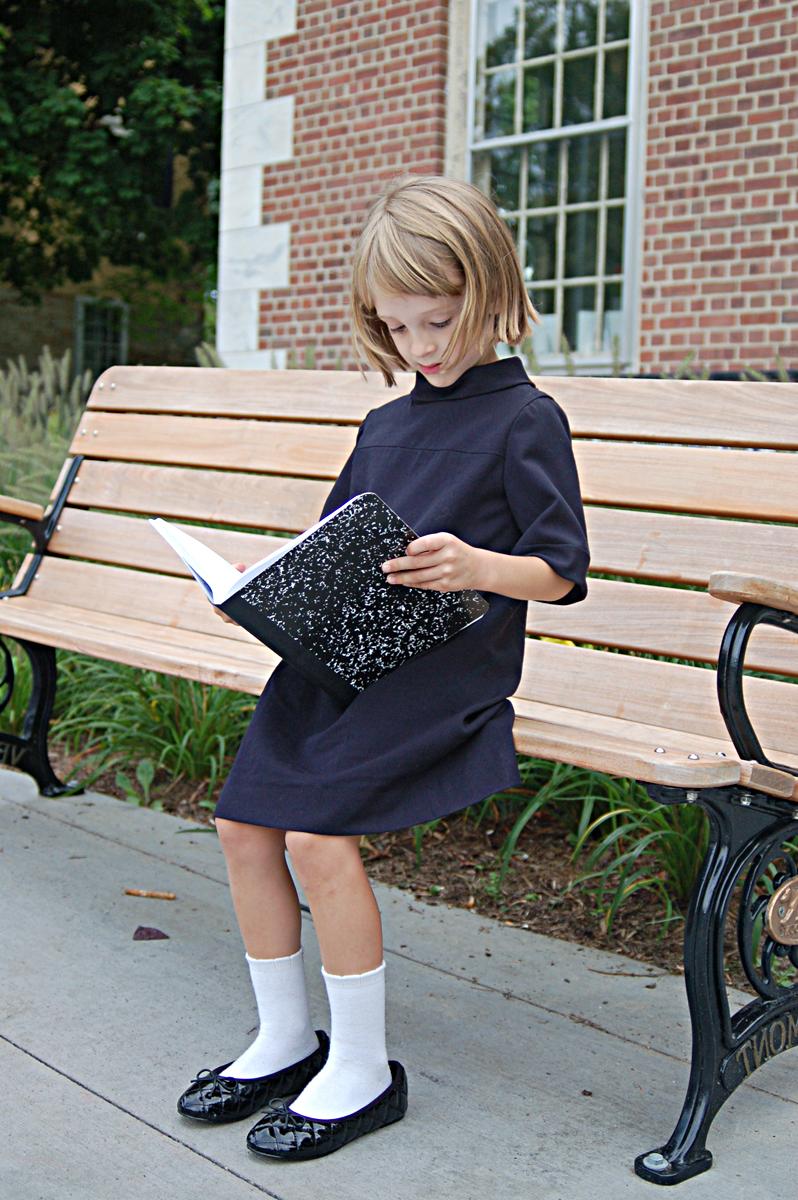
[1,767,795,1200]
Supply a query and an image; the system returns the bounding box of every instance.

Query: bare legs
[214,820,301,957]
[214,819,383,972]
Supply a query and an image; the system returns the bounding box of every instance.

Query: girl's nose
[410,334,437,361]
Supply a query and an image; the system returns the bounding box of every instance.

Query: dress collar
[408,355,531,404]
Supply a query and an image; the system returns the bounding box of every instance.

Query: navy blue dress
[214,356,590,835]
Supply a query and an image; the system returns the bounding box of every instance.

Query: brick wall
[640,0,798,374]
[258,0,448,369]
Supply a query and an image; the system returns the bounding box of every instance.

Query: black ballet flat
[245,1060,408,1160]
[177,1030,330,1124]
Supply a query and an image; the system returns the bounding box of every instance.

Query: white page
[149,496,360,605]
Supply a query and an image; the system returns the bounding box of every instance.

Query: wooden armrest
[0,493,45,523]
[709,571,798,618]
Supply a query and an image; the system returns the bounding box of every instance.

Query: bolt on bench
[1,365,797,1183]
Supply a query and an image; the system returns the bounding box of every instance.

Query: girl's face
[372,287,498,388]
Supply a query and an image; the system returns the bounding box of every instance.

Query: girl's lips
[419,362,442,373]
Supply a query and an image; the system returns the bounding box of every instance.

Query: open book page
[149,498,355,605]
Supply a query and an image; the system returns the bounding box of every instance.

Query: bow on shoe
[190,1066,246,1096]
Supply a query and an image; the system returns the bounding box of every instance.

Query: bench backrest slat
[68,460,328,530]
[88,367,798,449]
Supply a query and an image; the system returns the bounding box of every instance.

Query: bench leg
[0,636,80,797]
[635,784,798,1185]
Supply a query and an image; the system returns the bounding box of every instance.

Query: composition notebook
[149,492,489,706]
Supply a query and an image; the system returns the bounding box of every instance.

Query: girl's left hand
[381,533,484,593]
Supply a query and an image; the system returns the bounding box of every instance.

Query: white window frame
[74,296,129,379]
[466,0,649,375]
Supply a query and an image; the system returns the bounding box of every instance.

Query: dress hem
[212,765,524,836]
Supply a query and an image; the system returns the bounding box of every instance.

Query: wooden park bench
[1,365,796,1184]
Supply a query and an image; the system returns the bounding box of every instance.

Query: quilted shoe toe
[246,1060,408,1160]
[176,1030,330,1124]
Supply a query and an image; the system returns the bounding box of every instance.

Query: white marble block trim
[219,165,264,233]
[216,288,261,355]
[223,42,266,110]
[225,0,297,50]
[219,223,290,293]
[221,349,289,370]
[222,95,294,172]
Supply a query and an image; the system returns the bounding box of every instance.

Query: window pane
[526,215,558,283]
[485,67,517,138]
[567,134,600,205]
[605,205,625,275]
[605,1,629,42]
[481,0,519,68]
[529,287,558,355]
[562,53,596,125]
[524,0,557,60]
[607,129,626,199]
[527,140,560,209]
[603,47,628,117]
[476,145,522,211]
[504,214,520,252]
[563,284,598,353]
[603,281,624,353]
[563,0,598,51]
[565,209,598,277]
[522,63,554,131]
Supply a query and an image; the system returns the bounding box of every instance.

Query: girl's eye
[388,318,451,333]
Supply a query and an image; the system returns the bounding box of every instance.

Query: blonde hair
[349,174,538,386]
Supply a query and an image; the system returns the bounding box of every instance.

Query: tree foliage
[0,0,223,303]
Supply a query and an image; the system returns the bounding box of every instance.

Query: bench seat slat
[9,557,798,755]
[45,510,798,678]
[1,596,794,799]
[68,413,798,520]
[86,368,798,450]
[511,703,797,799]
[517,640,798,757]
[0,599,274,691]
[25,558,261,643]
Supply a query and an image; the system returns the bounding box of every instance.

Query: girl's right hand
[214,563,247,625]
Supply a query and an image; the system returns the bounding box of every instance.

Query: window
[469,0,645,371]
[74,297,129,379]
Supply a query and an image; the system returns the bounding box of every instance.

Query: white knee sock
[220,947,319,1079]
[287,960,393,1119]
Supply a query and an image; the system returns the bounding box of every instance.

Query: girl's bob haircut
[350,174,539,386]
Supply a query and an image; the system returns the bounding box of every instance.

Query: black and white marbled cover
[221,492,489,704]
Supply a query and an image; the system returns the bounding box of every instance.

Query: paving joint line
[0,1032,290,1199]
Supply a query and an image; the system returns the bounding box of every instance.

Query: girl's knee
[285,830,360,887]
[215,817,287,861]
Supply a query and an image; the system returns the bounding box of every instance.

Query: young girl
[177,174,590,1162]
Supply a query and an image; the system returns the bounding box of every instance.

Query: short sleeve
[317,417,368,521]
[503,395,590,605]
